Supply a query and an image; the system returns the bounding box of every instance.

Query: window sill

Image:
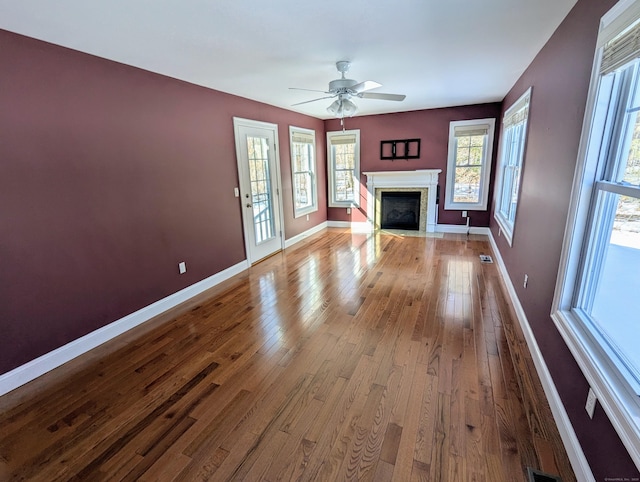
[328,202,359,209]
[493,212,514,246]
[550,308,640,468]
[444,202,488,211]
[293,206,318,218]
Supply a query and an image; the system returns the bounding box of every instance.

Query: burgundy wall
[0,29,326,375]
[324,104,502,226]
[491,0,639,479]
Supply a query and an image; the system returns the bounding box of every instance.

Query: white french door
[233,118,284,263]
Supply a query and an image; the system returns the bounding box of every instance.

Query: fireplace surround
[380,191,421,230]
[363,170,441,233]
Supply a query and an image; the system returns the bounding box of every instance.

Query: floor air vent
[479,254,493,263]
[527,467,562,482]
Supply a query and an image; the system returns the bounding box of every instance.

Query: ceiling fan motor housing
[329,78,358,94]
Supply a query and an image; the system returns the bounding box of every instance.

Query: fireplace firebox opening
[380,191,421,230]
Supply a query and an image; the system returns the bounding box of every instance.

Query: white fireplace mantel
[363,169,442,232]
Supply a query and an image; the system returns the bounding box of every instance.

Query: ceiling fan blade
[291,95,335,106]
[360,92,406,101]
[351,80,382,93]
[289,87,330,93]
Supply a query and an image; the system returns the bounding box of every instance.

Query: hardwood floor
[0,229,575,481]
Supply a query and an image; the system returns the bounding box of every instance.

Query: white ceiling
[0,0,577,119]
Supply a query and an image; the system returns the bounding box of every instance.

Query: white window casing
[289,126,318,217]
[327,129,361,208]
[444,118,496,211]
[494,87,533,246]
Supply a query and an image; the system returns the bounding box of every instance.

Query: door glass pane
[591,194,640,384]
[247,136,274,245]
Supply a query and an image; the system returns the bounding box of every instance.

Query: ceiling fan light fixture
[327,98,358,118]
[341,98,358,117]
[327,99,341,116]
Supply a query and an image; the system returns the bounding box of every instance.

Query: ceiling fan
[290,61,406,118]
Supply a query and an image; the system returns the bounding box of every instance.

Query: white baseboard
[284,221,328,249]
[436,224,491,235]
[487,232,594,482]
[326,220,351,228]
[0,260,249,397]
[325,221,491,236]
[326,221,372,232]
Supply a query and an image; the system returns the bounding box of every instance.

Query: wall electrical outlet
[586,387,597,419]
[306,214,309,221]
[347,207,351,214]
[234,187,239,197]
[523,274,529,289]
[179,262,187,274]
[462,210,467,218]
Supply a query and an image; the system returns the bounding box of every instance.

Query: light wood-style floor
[0,229,575,481]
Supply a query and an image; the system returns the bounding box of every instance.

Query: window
[575,62,640,389]
[445,119,495,211]
[289,126,317,217]
[553,2,640,467]
[494,88,532,245]
[327,129,360,207]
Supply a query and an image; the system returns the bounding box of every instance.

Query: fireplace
[380,191,421,230]
[363,170,441,233]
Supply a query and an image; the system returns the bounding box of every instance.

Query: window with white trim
[494,88,532,245]
[289,126,317,217]
[444,119,495,210]
[327,129,360,207]
[553,1,640,467]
